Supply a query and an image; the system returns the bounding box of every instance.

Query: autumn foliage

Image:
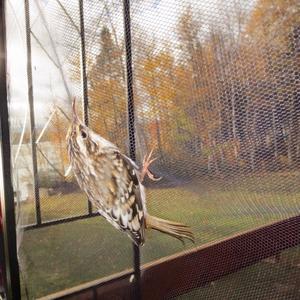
[67,0,299,179]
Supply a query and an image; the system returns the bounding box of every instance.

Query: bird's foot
[140,148,162,183]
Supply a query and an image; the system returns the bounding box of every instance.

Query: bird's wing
[101,150,145,246]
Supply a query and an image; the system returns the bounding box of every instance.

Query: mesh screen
[174,246,300,300]
[7,1,133,298]
[5,0,300,298]
[131,0,300,265]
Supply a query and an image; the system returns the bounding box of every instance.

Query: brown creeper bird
[67,99,194,246]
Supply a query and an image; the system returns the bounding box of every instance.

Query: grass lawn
[19,172,300,298]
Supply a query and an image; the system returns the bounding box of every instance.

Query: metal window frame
[122,0,142,298]
[0,1,21,298]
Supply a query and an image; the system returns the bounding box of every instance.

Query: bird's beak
[72,98,79,123]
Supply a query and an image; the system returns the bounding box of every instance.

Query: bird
[66,99,194,246]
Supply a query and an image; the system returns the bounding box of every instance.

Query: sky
[6,0,255,129]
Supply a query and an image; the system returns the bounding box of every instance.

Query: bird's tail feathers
[146,215,194,244]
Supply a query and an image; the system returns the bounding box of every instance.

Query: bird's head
[67,98,96,158]
[67,98,116,160]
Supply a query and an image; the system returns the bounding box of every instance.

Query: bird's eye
[81,130,87,139]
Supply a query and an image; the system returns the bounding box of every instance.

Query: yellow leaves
[246,0,299,53]
[47,111,70,171]
[140,51,176,105]
[88,76,127,150]
[91,78,125,104]
[177,5,200,49]
[143,52,173,73]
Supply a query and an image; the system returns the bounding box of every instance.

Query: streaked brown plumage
[67,99,194,246]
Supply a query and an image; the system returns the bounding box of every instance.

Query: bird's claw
[140,148,162,183]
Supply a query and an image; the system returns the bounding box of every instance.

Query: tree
[47,109,69,174]
[88,26,127,151]
[177,8,222,173]
[245,0,300,168]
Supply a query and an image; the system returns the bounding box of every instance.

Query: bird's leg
[140,148,162,183]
